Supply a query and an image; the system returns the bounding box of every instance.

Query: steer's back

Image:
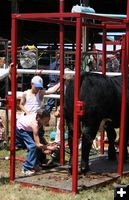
[64,72,129,128]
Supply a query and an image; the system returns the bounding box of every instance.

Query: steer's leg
[105,121,117,160]
[81,134,92,173]
[81,126,97,173]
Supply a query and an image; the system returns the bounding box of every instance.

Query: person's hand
[9,63,18,79]
[36,143,43,149]
[54,110,60,117]
[44,149,51,155]
[47,144,58,151]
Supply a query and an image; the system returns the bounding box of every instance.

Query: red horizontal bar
[106,24,126,29]
[106,41,122,45]
[12,12,80,20]
[26,17,76,26]
[15,181,72,194]
[12,12,125,24]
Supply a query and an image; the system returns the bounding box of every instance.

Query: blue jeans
[45,98,55,113]
[16,127,38,171]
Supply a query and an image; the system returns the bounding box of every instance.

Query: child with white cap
[19,75,60,115]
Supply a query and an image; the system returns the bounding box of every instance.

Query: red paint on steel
[100,132,105,154]
[76,101,85,116]
[102,26,106,75]
[118,35,126,175]
[106,41,122,45]
[118,23,129,175]
[106,24,126,29]
[12,12,124,24]
[59,0,65,165]
[60,0,64,13]
[15,157,25,163]
[10,16,17,183]
[72,17,82,194]
[118,1,129,175]
[16,181,72,193]
[100,26,106,154]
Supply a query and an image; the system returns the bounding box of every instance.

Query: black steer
[64,72,129,174]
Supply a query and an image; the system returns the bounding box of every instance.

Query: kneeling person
[16,108,54,175]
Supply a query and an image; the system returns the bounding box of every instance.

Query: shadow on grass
[0,177,10,185]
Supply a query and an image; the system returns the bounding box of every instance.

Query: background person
[53,68,74,143]
[0,117,5,141]
[45,58,60,112]
[48,68,74,165]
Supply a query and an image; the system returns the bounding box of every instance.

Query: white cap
[63,68,74,80]
[31,76,43,88]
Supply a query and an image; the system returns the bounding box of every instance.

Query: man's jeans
[16,127,37,171]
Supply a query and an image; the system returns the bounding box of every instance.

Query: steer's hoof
[80,162,90,174]
[124,154,128,162]
[80,167,90,174]
[108,154,116,160]
[124,149,128,162]
[108,149,116,160]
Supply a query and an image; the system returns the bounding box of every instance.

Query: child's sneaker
[22,169,35,176]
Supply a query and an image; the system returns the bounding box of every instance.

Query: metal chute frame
[11,1,129,194]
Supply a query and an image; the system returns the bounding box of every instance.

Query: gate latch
[76,101,85,116]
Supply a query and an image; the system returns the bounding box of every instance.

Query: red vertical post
[118,35,127,175]
[59,0,64,12]
[100,26,106,154]
[59,0,65,165]
[100,131,104,154]
[102,26,106,75]
[10,14,17,182]
[72,16,82,194]
[118,0,129,175]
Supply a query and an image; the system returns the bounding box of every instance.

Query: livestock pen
[2,0,129,194]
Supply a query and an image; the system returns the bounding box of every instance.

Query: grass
[0,175,129,200]
[0,169,115,200]
[1,149,129,200]
[0,183,114,200]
